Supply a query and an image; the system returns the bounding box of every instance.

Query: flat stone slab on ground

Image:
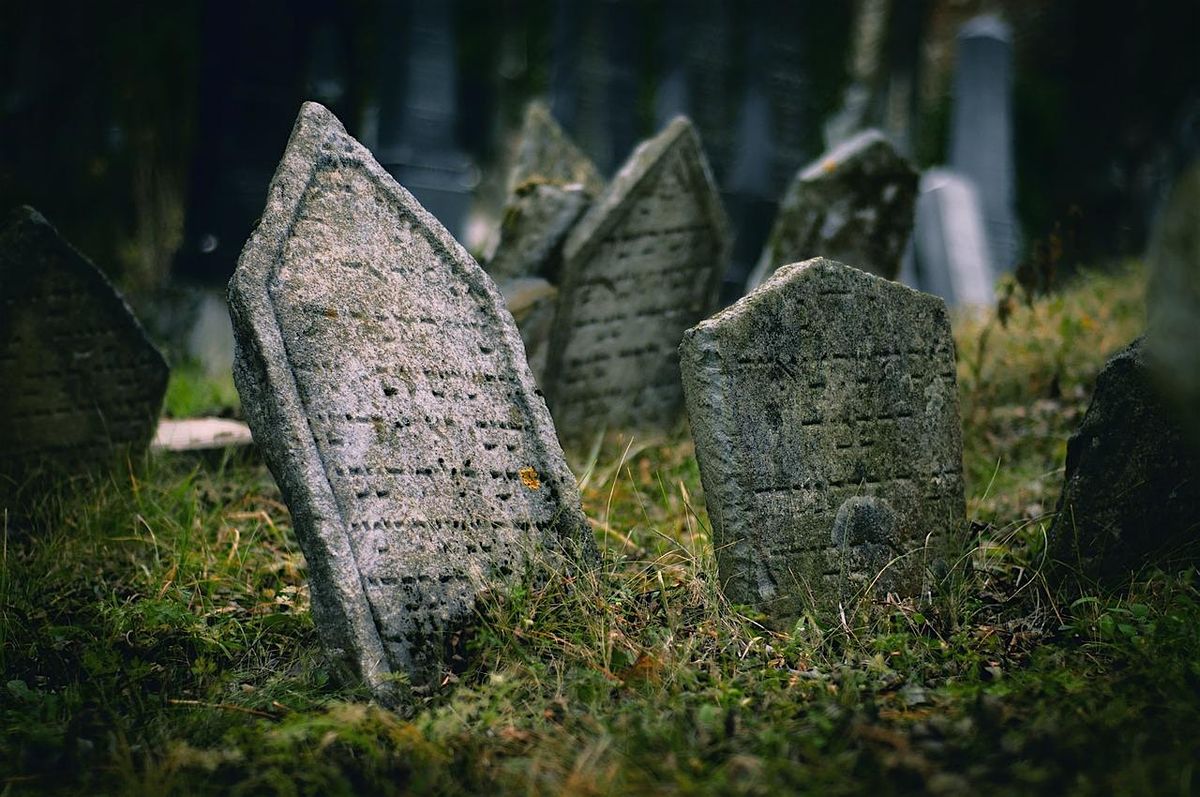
[0,207,167,494]
[228,102,594,699]
[681,258,964,624]
[545,116,730,443]
[152,418,253,452]
[746,130,917,292]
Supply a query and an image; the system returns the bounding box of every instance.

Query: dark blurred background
[1,0,1197,299]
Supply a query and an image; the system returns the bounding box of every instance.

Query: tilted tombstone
[912,169,995,306]
[681,258,965,624]
[950,15,1020,274]
[487,101,604,284]
[544,117,730,442]
[0,207,168,496]
[228,103,595,698]
[745,130,918,293]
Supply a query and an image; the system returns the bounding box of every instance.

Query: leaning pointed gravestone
[745,130,918,293]
[228,102,595,698]
[681,258,964,624]
[487,101,604,284]
[0,207,168,496]
[544,116,730,442]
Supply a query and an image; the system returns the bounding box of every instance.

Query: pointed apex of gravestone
[545,115,730,440]
[747,131,918,291]
[564,115,728,265]
[229,102,593,702]
[510,101,604,197]
[959,14,1012,42]
[0,206,168,494]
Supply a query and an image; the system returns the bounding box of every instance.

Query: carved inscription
[229,103,592,698]
[546,117,729,440]
[0,207,167,489]
[681,258,964,624]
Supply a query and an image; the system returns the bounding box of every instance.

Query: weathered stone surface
[1147,159,1200,445]
[228,102,594,698]
[1048,338,1199,584]
[545,116,730,442]
[745,130,917,292]
[487,102,603,283]
[0,207,168,494]
[681,258,964,624]
[911,169,995,306]
[499,277,558,386]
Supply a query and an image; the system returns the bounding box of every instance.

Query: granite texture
[0,207,167,497]
[681,258,964,624]
[228,102,595,700]
[746,130,917,292]
[545,116,730,443]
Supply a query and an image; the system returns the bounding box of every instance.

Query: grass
[4,262,1198,795]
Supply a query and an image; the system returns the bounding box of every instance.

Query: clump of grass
[4,264,1197,795]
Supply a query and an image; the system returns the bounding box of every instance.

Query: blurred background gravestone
[948,15,1020,276]
[745,129,918,292]
[909,168,995,306]
[1,0,1197,335]
[0,208,168,503]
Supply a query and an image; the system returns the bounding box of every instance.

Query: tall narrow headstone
[487,102,603,284]
[228,103,594,698]
[681,258,964,624]
[912,169,995,306]
[0,207,168,493]
[950,15,1020,273]
[544,117,730,442]
[746,130,918,292]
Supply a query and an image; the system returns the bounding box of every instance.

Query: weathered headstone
[1048,338,1199,584]
[0,207,168,494]
[950,15,1020,274]
[228,102,595,698]
[487,102,603,284]
[745,130,917,292]
[911,169,995,306]
[681,258,964,624]
[1147,159,1200,444]
[544,117,730,442]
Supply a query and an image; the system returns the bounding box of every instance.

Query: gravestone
[544,117,730,442]
[681,258,964,624]
[228,102,594,698]
[746,130,918,292]
[1048,338,1199,584]
[911,169,995,306]
[1147,159,1200,444]
[0,207,168,494]
[487,102,603,284]
[950,15,1020,274]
